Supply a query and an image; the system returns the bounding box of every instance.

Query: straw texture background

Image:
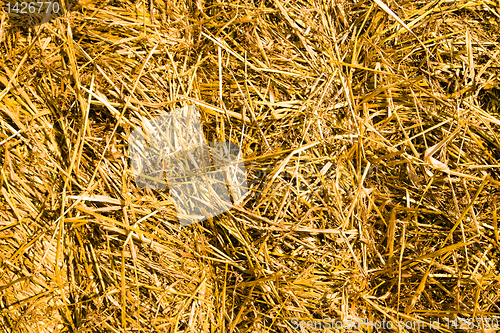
[0,0,500,331]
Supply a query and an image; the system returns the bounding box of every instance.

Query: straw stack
[0,0,499,331]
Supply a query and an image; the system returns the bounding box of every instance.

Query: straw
[0,0,499,331]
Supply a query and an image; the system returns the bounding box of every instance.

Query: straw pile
[0,0,499,331]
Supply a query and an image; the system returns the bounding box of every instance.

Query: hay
[0,0,500,331]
